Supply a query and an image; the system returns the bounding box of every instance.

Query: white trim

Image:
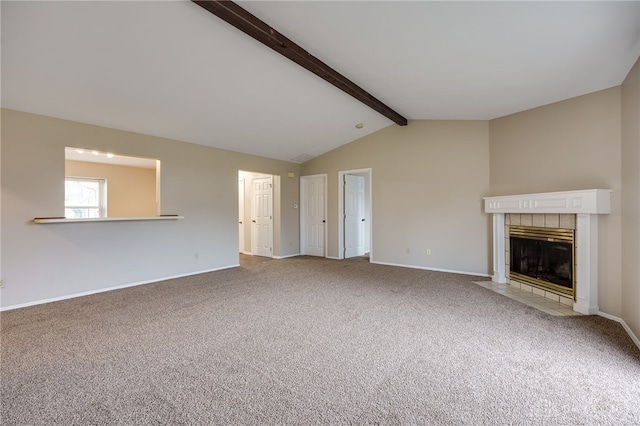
[300,173,327,178]
[241,251,253,256]
[371,260,490,278]
[238,177,245,254]
[598,311,640,351]
[326,256,341,260]
[0,265,239,312]
[273,253,300,259]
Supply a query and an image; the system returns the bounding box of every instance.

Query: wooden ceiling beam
[192,0,408,126]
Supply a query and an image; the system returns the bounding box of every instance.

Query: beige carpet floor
[2,256,639,425]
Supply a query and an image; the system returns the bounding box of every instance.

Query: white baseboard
[326,256,341,260]
[242,252,299,259]
[371,260,491,278]
[273,253,300,259]
[597,311,640,351]
[0,264,240,312]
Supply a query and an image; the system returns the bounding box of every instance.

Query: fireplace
[509,226,575,298]
[484,189,612,315]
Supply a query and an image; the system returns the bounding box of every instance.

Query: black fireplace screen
[510,236,573,289]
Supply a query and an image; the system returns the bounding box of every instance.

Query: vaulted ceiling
[2,1,639,163]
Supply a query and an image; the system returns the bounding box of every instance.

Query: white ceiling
[2,1,639,163]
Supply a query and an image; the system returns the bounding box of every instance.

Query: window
[65,177,107,218]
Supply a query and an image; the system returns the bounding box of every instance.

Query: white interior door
[238,178,245,253]
[344,174,365,258]
[301,175,326,256]
[252,176,273,257]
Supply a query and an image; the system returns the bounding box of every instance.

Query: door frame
[338,168,372,261]
[300,174,328,257]
[239,170,274,258]
[238,177,245,253]
[251,175,274,258]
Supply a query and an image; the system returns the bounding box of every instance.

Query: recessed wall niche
[65,147,160,218]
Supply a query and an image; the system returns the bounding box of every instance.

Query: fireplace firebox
[509,226,575,298]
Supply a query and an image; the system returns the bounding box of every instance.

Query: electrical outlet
[0,278,4,288]
[405,248,410,254]
[426,249,432,256]
[194,252,199,260]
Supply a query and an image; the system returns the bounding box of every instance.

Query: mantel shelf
[483,189,611,214]
[33,215,184,224]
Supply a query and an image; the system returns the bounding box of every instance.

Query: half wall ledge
[33,215,184,224]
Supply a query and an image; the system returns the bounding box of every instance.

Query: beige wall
[489,87,623,316]
[65,160,157,217]
[301,120,491,276]
[1,109,300,308]
[621,58,640,339]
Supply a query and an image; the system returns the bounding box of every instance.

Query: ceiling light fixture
[355,123,364,129]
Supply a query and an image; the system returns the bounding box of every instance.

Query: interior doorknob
[322,220,326,223]
[239,221,243,224]
[252,220,256,223]
[361,218,365,222]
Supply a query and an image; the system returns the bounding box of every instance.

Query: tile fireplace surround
[484,189,612,315]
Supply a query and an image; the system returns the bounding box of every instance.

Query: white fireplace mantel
[483,189,612,315]
[484,189,611,214]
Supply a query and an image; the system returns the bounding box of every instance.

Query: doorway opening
[338,168,372,260]
[239,170,274,258]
